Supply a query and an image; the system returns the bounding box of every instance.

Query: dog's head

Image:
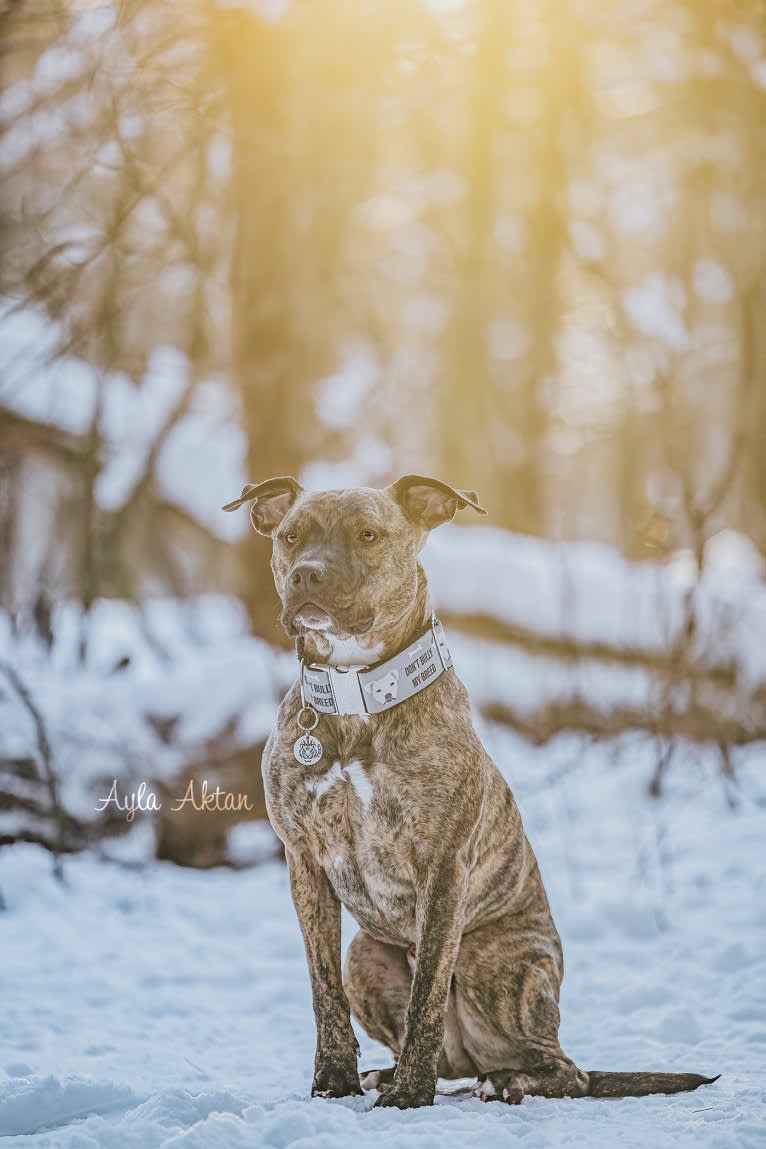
[365,669,400,705]
[223,475,486,645]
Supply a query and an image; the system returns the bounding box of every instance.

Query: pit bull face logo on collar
[365,670,399,706]
[222,475,486,644]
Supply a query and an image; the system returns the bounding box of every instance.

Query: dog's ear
[387,475,487,531]
[222,476,303,536]
[391,669,399,681]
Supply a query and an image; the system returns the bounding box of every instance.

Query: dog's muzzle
[286,598,374,638]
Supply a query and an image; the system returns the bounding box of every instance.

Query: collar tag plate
[299,619,453,717]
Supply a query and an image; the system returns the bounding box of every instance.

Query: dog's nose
[289,562,326,592]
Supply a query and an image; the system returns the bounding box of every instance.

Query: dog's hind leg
[462,958,589,1103]
[453,915,589,1102]
[453,914,715,1103]
[344,930,411,1060]
[344,930,477,1085]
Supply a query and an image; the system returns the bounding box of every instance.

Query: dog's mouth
[292,603,335,632]
[289,602,375,638]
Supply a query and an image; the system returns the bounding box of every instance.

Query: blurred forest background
[1,0,765,868]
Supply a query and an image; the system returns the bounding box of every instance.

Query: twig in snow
[0,659,66,881]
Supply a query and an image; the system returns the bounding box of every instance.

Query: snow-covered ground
[1,522,765,1147]
[1,726,764,1148]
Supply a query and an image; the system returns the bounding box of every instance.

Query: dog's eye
[359,529,377,543]
[283,531,299,545]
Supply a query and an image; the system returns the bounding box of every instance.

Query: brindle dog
[224,474,717,1110]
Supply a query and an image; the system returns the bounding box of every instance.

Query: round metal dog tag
[294,705,323,765]
[294,732,324,765]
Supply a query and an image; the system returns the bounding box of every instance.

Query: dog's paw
[473,1071,527,1105]
[474,1064,590,1103]
[360,1065,396,1092]
[311,1060,363,1099]
[372,1079,435,1109]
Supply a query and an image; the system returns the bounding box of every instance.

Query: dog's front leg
[287,848,362,1098]
[374,857,468,1109]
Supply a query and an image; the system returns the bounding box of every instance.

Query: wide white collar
[298,618,453,717]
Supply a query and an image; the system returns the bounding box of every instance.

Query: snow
[0,732,763,1147]
[568,180,603,218]
[0,302,247,541]
[411,169,467,206]
[401,294,449,336]
[424,524,766,687]
[95,351,189,511]
[155,379,249,542]
[316,350,379,431]
[70,7,117,44]
[0,1077,138,1138]
[608,171,667,238]
[570,219,606,262]
[726,25,762,63]
[692,260,734,305]
[0,597,290,823]
[0,303,97,435]
[207,135,233,183]
[623,274,689,350]
[358,196,417,230]
[489,318,530,361]
[301,438,393,491]
[705,530,765,583]
[493,215,526,254]
[752,60,766,90]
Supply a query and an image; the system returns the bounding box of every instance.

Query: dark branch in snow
[0,658,66,879]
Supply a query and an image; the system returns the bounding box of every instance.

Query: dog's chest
[290,753,418,943]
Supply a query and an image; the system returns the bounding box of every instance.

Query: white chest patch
[325,635,384,667]
[304,759,374,809]
[305,762,344,800]
[342,760,375,807]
